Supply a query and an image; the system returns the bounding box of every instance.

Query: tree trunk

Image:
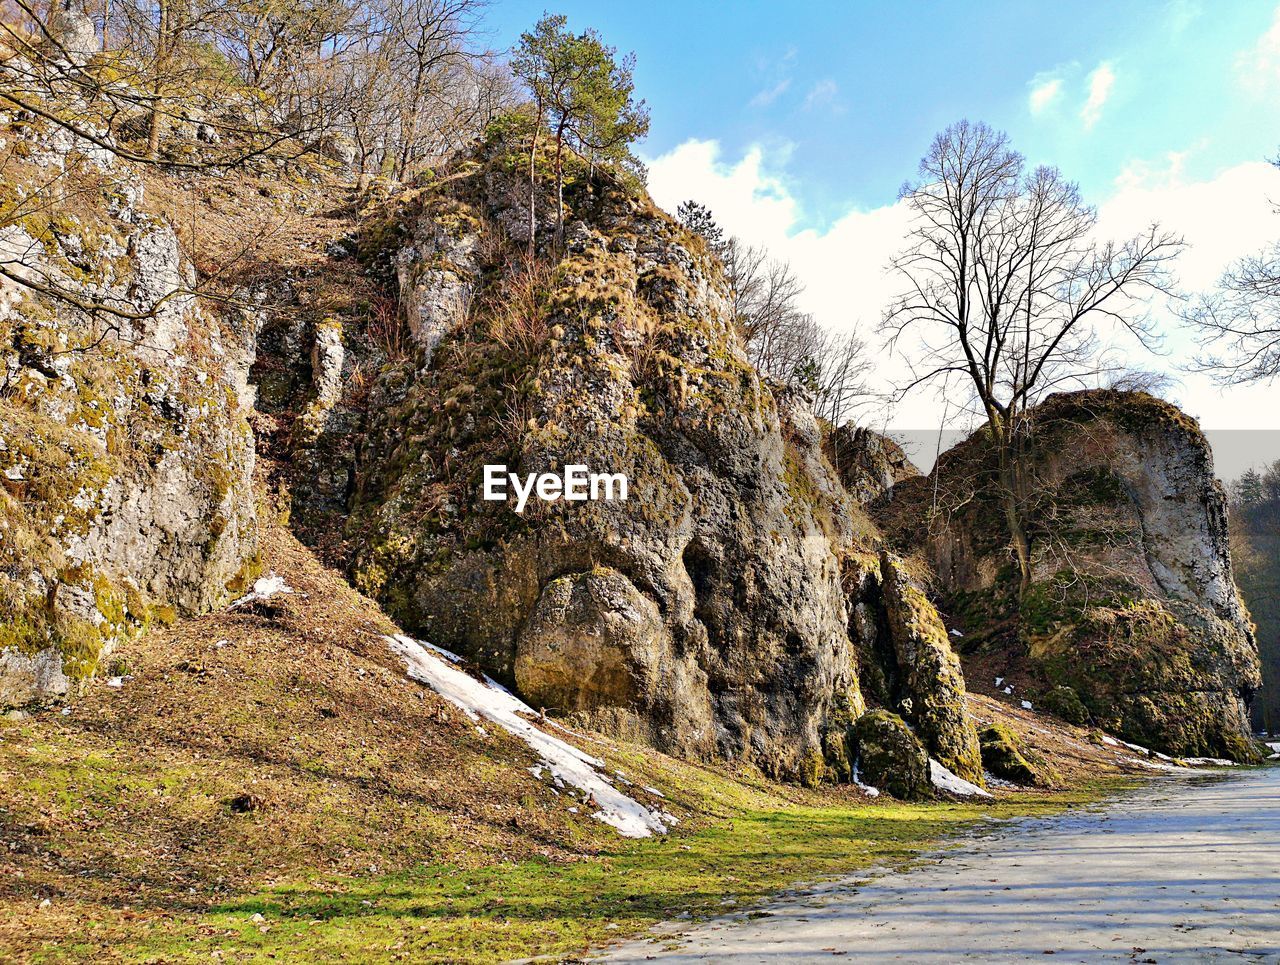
[996,430,1033,599]
[527,120,539,257]
[147,0,168,159]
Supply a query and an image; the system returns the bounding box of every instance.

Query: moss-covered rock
[851,709,930,800]
[1040,685,1090,726]
[873,389,1262,761]
[979,724,1045,786]
[861,553,984,785]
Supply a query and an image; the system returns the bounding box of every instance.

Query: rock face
[45,0,98,67]
[825,425,920,505]
[0,115,258,706]
[348,131,871,779]
[877,390,1263,761]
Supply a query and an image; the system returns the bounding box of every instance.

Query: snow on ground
[230,573,293,608]
[929,758,992,798]
[385,634,676,838]
[851,763,880,798]
[1100,734,1237,768]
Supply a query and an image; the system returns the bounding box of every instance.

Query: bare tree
[1185,243,1280,385]
[882,120,1182,597]
[808,328,874,426]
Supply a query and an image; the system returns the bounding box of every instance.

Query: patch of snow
[1002,686,1013,695]
[949,629,963,638]
[1123,756,1185,772]
[386,634,676,838]
[1020,700,1033,710]
[995,677,1004,687]
[105,676,124,689]
[851,762,880,798]
[3,465,24,481]
[1100,735,1120,746]
[1181,757,1237,767]
[929,758,992,798]
[1266,741,1280,754]
[230,573,293,608]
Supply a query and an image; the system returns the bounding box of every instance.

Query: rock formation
[825,424,920,505]
[346,131,877,780]
[4,104,1252,784]
[0,113,258,706]
[876,390,1264,761]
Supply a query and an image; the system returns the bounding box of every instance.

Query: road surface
[597,767,1280,963]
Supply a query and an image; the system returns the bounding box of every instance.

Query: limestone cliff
[876,390,1263,761]
[0,113,259,706]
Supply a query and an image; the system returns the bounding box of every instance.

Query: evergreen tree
[677,200,725,254]
[512,14,648,249]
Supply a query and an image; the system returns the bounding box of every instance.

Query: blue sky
[485,1,1280,477]
[487,1,1279,227]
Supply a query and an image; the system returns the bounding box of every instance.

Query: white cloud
[1080,62,1116,129]
[1236,4,1280,96]
[1028,75,1064,115]
[749,78,791,109]
[642,139,1280,448]
[803,79,840,111]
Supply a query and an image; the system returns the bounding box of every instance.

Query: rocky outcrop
[0,114,258,706]
[825,424,919,505]
[876,390,1264,761]
[876,554,983,782]
[45,0,98,67]
[347,132,870,780]
[843,552,982,782]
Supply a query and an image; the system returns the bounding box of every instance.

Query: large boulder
[876,390,1263,761]
[851,709,930,800]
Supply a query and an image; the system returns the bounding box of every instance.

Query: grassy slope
[0,522,1146,963]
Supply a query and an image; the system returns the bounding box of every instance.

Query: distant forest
[1231,462,1280,733]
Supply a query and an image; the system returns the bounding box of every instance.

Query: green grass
[102,781,1128,964]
